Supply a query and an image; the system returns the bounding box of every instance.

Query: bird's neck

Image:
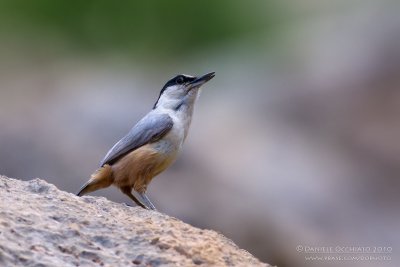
[158,89,200,113]
[158,89,201,139]
[176,90,200,139]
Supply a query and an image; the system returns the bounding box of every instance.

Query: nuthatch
[77,72,215,210]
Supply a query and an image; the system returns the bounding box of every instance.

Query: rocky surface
[0,176,270,267]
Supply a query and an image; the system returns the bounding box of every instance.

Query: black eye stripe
[153,74,196,109]
[176,76,185,84]
[164,75,195,88]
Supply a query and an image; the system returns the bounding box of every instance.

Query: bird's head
[153,72,215,110]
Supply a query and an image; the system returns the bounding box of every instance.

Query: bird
[76,72,215,210]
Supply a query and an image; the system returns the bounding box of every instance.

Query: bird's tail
[76,164,113,196]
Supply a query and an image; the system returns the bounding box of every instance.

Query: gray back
[100,112,173,166]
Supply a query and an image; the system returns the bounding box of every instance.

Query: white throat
[156,88,201,140]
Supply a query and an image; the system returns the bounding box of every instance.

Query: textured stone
[0,176,270,267]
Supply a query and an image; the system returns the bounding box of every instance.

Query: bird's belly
[111,141,179,192]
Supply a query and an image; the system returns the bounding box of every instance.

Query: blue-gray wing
[100,113,173,166]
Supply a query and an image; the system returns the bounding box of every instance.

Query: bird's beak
[189,72,215,88]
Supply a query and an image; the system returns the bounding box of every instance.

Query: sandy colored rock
[0,176,270,267]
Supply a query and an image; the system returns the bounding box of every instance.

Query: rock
[0,176,270,267]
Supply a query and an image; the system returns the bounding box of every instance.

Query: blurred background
[0,0,399,266]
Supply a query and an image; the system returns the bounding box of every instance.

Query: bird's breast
[166,108,193,140]
[154,123,185,153]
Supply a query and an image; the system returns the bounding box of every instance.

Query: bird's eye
[176,76,185,85]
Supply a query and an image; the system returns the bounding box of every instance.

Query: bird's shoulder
[100,111,173,166]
